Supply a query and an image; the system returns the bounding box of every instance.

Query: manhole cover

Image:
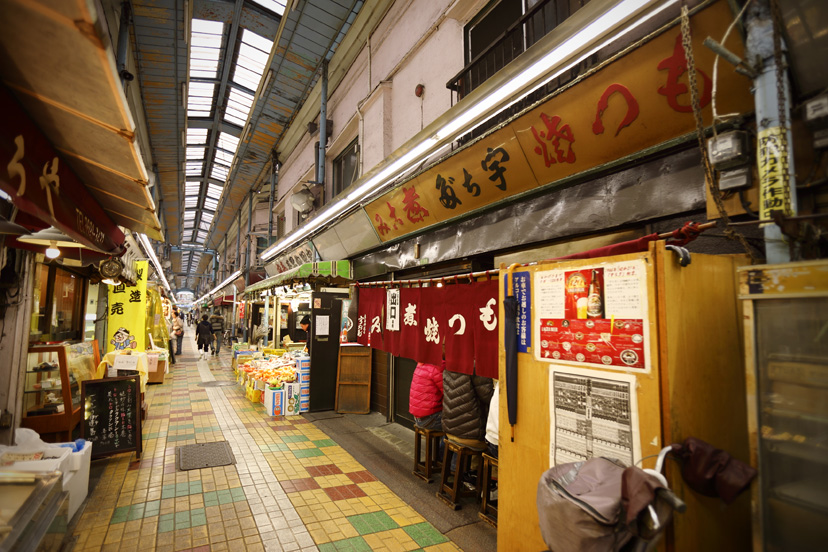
[176,441,235,471]
[198,381,236,387]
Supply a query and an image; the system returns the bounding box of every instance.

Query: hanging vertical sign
[386,288,401,331]
[757,127,793,222]
[505,272,532,353]
[107,260,148,353]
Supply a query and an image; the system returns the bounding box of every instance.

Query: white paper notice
[534,270,566,319]
[315,315,330,337]
[548,366,640,468]
[603,261,645,319]
[112,355,139,376]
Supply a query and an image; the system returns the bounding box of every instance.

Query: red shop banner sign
[533,259,651,373]
[356,280,499,378]
[0,85,124,254]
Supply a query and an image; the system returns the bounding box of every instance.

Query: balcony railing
[446,0,592,144]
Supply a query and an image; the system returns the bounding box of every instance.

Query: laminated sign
[106,260,148,353]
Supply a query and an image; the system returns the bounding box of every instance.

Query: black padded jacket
[441,370,494,441]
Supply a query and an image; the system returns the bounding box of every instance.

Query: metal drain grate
[198,381,236,387]
[176,441,235,471]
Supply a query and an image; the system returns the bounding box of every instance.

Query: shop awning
[0,0,163,246]
[244,261,352,296]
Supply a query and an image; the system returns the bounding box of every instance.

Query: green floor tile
[145,500,161,517]
[127,503,145,521]
[158,513,175,533]
[347,511,399,535]
[282,435,310,443]
[190,508,207,527]
[312,439,337,448]
[189,481,203,494]
[317,536,372,552]
[403,522,447,547]
[293,448,324,458]
[216,489,233,504]
[203,491,219,507]
[110,505,130,524]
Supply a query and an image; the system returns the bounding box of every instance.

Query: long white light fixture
[136,232,173,295]
[197,270,242,305]
[260,0,678,263]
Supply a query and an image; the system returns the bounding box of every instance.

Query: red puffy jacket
[408,361,444,418]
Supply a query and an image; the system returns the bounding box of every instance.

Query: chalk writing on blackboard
[81,375,142,459]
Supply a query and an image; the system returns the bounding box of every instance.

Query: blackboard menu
[81,375,142,459]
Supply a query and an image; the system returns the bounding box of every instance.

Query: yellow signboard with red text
[106,260,148,353]
[366,1,754,242]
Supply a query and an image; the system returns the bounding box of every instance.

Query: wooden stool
[478,452,498,528]
[413,426,444,483]
[435,438,484,510]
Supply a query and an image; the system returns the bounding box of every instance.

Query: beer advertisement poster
[533,259,650,372]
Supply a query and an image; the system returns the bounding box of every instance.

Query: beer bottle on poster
[587,269,604,319]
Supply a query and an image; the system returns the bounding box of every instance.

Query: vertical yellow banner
[106,260,149,353]
[757,127,793,222]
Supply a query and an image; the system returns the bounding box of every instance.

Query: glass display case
[740,261,828,551]
[21,341,100,442]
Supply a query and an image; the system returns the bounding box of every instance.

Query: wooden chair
[478,452,498,528]
[435,438,484,510]
[413,426,444,483]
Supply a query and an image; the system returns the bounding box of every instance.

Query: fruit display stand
[21,341,100,442]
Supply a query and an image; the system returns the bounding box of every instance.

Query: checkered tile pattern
[70,332,460,552]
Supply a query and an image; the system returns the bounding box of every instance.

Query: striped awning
[243,260,352,296]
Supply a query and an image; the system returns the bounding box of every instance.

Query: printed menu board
[81,375,142,459]
[534,259,650,372]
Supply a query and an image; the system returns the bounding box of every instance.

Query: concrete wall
[276,0,475,236]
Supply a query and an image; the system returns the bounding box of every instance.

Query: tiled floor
[70,332,462,552]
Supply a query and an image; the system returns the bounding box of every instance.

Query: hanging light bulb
[45,240,61,259]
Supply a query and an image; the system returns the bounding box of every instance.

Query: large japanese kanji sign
[0,85,125,254]
[107,261,148,353]
[356,281,500,377]
[365,1,753,242]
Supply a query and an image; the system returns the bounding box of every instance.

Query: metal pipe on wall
[747,0,797,263]
[268,151,278,245]
[318,59,328,187]
[116,2,131,88]
[244,191,253,342]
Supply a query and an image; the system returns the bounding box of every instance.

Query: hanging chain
[681,5,758,262]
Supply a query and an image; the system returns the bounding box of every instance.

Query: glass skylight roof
[183,211,196,220]
[204,198,218,211]
[190,19,223,79]
[250,0,286,16]
[233,30,273,91]
[187,82,216,118]
[185,162,203,176]
[185,182,200,195]
[224,87,254,127]
[201,212,214,224]
[186,147,205,160]
[210,164,228,182]
[206,184,222,199]
[217,132,239,152]
[186,128,208,145]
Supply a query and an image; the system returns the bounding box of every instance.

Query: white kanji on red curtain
[356,287,384,349]
[471,279,499,378]
[417,286,446,366]
[443,284,476,374]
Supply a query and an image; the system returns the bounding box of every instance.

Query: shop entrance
[309,291,342,412]
[392,356,417,430]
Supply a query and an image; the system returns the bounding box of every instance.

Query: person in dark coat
[442,370,494,450]
[195,314,213,360]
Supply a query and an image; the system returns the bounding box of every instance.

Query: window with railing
[447,0,593,143]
